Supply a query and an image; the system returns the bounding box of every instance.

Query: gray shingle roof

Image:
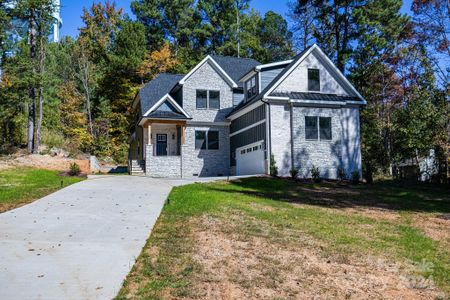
[210,55,260,87]
[139,73,184,115]
[227,46,313,117]
[271,92,361,102]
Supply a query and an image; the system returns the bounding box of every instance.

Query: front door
[156,134,167,156]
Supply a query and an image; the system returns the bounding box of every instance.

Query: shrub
[69,163,81,176]
[311,165,321,182]
[351,170,360,184]
[337,167,347,181]
[289,168,299,179]
[270,154,278,177]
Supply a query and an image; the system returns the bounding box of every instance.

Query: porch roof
[146,111,191,120]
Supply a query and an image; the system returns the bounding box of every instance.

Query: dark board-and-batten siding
[230,104,267,166]
[230,104,266,133]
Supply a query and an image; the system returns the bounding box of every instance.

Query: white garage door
[236,141,265,176]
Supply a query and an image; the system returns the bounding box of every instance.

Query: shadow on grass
[210,177,450,214]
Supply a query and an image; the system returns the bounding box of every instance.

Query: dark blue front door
[156,134,167,156]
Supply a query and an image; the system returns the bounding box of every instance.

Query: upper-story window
[246,76,257,99]
[308,68,320,92]
[196,90,220,109]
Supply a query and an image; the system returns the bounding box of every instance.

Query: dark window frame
[246,75,257,99]
[196,89,220,110]
[195,130,219,150]
[308,68,320,92]
[305,116,332,141]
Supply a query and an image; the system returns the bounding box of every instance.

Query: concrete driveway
[0,175,179,300]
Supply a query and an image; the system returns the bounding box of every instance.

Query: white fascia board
[255,59,293,71]
[240,70,258,83]
[227,100,264,120]
[313,46,367,103]
[265,96,290,101]
[186,121,230,126]
[179,55,238,88]
[143,94,191,118]
[263,45,317,98]
[290,99,346,106]
[229,119,266,137]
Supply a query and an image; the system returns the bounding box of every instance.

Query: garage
[236,141,266,175]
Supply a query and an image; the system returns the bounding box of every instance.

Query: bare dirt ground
[190,214,446,300]
[0,153,90,173]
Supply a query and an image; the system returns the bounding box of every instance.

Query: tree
[14,0,55,153]
[137,42,178,83]
[411,0,449,88]
[292,0,365,71]
[288,0,316,50]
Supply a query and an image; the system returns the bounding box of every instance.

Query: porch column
[182,124,186,145]
[148,123,152,145]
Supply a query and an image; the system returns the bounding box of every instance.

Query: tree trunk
[34,32,46,154]
[27,12,37,153]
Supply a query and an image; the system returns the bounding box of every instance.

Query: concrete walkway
[0,176,183,300]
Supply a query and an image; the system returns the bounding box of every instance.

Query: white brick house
[129,44,366,179]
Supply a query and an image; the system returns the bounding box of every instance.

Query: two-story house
[129,44,366,179]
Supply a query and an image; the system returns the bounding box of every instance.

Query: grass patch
[117,178,450,299]
[0,167,84,212]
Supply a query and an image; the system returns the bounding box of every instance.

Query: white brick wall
[145,145,182,178]
[274,51,350,95]
[269,104,362,179]
[182,61,234,122]
[182,125,230,177]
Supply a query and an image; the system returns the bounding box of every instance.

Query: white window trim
[143,94,191,118]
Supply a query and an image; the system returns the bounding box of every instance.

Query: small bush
[270,154,278,177]
[337,167,347,181]
[69,163,81,176]
[289,168,299,179]
[351,170,360,184]
[311,165,321,183]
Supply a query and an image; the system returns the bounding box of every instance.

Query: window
[305,116,318,140]
[207,131,219,149]
[196,90,207,109]
[196,90,220,109]
[319,117,332,140]
[305,116,332,141]
[195,130,219,150]
[246,76,257,99]
[308,69,320,91]
[209,91,220,109]
[195,131,206,149]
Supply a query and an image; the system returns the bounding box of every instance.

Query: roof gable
[138,73,184,115]
[143,94,191,119]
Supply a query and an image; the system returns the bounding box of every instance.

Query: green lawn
[117,178,450,299]
[0,167,84,212]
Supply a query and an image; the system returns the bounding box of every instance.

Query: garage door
[236,141,265,175]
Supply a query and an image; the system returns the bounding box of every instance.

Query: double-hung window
[196,90,220,109]
[305,116,332,141]
[195,130,219,150]
[308,68,320,92]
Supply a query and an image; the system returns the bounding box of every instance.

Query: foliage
[69,163,81,176]
[310,165,321,182]
[270,154,278,177]
[137,42,178,83]
[289,168,299,179]
[351,170,360,184]
[337,167,346,181]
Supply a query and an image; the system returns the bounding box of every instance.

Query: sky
[60,0,413,38]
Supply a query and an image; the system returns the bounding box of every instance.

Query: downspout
[261,98,271,175]
[289,101,294,171]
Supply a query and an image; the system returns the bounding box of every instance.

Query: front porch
[144,120,187,178]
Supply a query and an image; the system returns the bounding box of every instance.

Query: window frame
[195,89,220,110]
[305,116,332,141]
[307,68,320,92]
[195,130,219,150]
[246,75,257,99]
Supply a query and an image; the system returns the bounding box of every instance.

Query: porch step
[129,160,145,175]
